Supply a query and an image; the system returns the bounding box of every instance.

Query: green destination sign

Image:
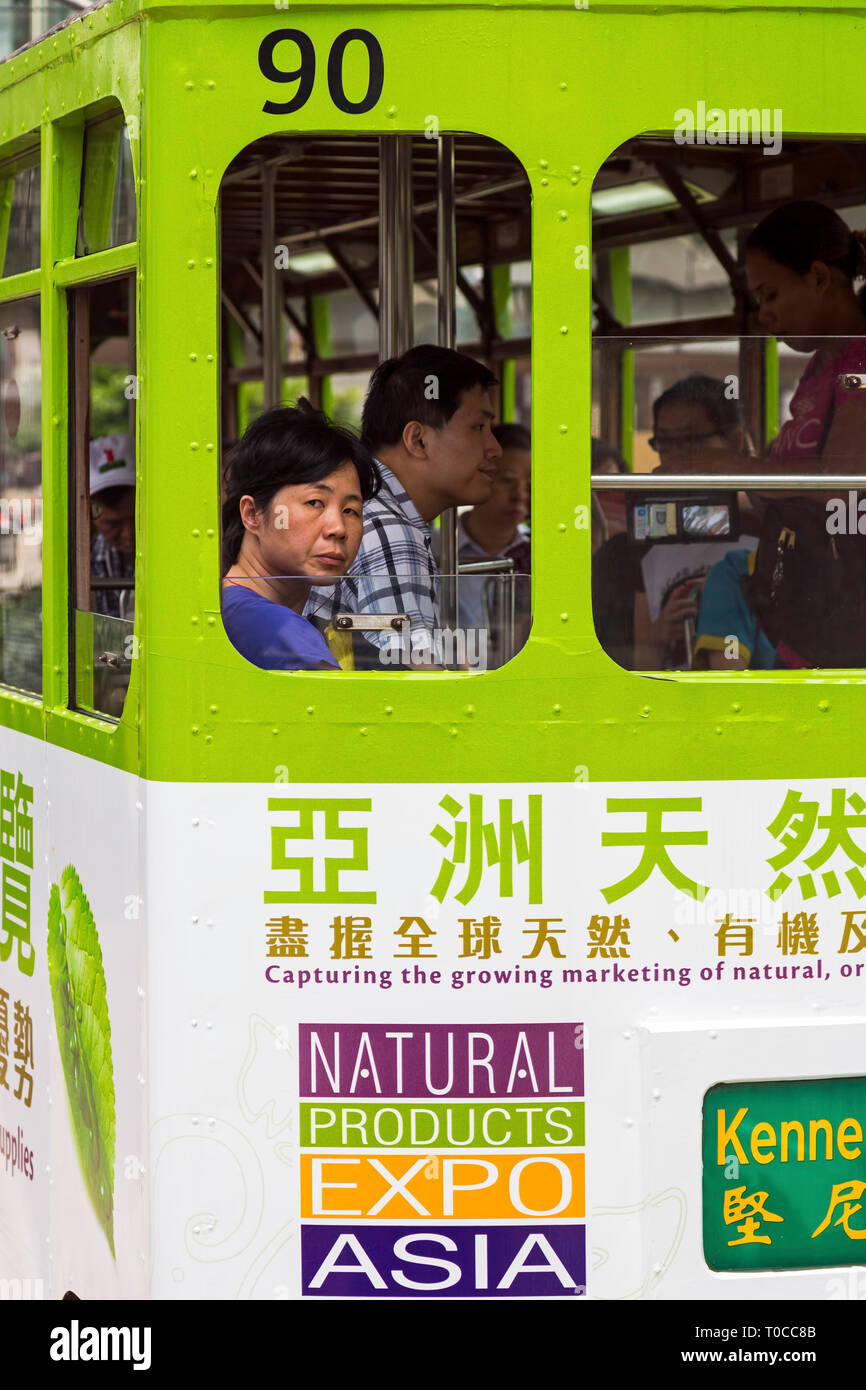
[703,1076,866,1272]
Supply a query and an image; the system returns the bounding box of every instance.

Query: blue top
[222,584,338,671]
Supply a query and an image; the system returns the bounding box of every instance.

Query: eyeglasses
[648,431,722,453]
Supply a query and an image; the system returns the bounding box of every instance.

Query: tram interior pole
[437,134,459,639]
[260,161,281,409]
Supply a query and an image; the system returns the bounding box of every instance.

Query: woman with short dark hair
[221,401,380,670]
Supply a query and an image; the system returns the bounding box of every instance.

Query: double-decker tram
[0,0,865,1307]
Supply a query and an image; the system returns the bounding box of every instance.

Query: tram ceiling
[593,137,866,254]
[220,134,531,304]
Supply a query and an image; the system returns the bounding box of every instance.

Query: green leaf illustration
[47,865,116,1257]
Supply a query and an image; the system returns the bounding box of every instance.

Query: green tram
[0,0,865,1302]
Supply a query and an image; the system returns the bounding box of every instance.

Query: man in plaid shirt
[308,345,502,666]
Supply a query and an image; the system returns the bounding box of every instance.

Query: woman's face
[244,462,364,581]
[745,248,831,349]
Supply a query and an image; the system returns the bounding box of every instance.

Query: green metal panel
[0,0,861,792]
[608,247,633,468]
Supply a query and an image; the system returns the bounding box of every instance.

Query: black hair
[361,345,499,452]
[746,200,866,312]
[221,399,380,570]
[652,374,745,438]
[590,438,627,473]
[91,483,134,511]
[492,422,531,452]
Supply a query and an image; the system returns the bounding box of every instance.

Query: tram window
[0,298,42,696]
[219,132,532,674]
[76,111,136,257]
[592,133,866,674]
[1,147,40,278]
[68,275,136,718]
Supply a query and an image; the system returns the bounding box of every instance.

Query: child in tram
[221,401,380,670]
[659,201,866,668]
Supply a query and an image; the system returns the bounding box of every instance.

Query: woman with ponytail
[661,200,866,667]
[221,401,380,670]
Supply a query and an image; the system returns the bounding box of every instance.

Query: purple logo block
[301,1223,586,1297]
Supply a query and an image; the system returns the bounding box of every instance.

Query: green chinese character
[266,797,376,905]
[601,797,709,903]
[766,788,866,900]
[430,793,542,906]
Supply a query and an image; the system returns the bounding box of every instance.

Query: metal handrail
[591,474,866,490]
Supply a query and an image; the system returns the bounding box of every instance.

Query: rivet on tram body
[558,523,566,531]
[359,727,368,736]
[190,442,199,451]
[715,726,723,735]
[450,728,458,737]
[540,159,548,169]
[191,726,200,735]
[818,699,830,712]
[732,702,742,713]
[560,325,568,334]
[384,705,393,715]
[641,706,651,717]
[205,258,213,268]
[553,704,561,715]
[187,259,195,269]
[185,81,194,89]
[465,704,475,716]
[207,527,214,536]
[558,210,567,220]
[570,176,579,185]
[191,616,199,625]
[560,82,568,91]
[560,612,568,622]
[207,616,215,625]
[189,353,197,361]
[272,727,279,735]
[192,528,200,537]
[206,443,214,451]
[52,415,60,426]
[560,424,568,433]
[387,105,397,117]
[306,706,315,715]
[207,81,215,89]
[540,178,548,187]
[206,354,214,362]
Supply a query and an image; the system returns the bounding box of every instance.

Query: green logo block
[703,1076,866,1272]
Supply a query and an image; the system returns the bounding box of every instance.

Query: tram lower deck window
[218,133,531,674]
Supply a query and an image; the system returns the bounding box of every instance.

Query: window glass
[70,277,135,717]
[0,298,41,695]
[219,133,531,675]
[76,113,136,257]
[2,153,40,278]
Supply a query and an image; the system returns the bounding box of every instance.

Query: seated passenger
[432,421,530,634]
[89,435,135,619]
[221,402,380,671]
[634,375,753,669]
[655,201,866,667]
[307,345,502,667]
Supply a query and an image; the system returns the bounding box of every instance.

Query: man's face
[424,386,502,507]
[92,487,135,557]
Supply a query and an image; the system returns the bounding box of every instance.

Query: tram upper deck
[0,0,863,788]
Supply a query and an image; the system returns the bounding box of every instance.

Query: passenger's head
[468,422,531,528]
[90,433,135,556]
[651,375,747,469]
[221,401,380,582]
[361,345,502,515]
[745,201,866,347]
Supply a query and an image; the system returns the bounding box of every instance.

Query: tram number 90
[258,29,384,115]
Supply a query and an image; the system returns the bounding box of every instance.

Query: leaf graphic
[47,864,116,1256]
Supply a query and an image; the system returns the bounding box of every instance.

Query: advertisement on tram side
[0,736,148,1301]
[143,777,866,1300]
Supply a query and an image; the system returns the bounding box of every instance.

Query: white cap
[89,435,135,495]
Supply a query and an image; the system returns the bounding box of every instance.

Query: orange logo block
[301,1151,585,1221]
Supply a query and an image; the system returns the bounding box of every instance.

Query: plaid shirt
[90,532,135,618]
[307,462,439,651]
